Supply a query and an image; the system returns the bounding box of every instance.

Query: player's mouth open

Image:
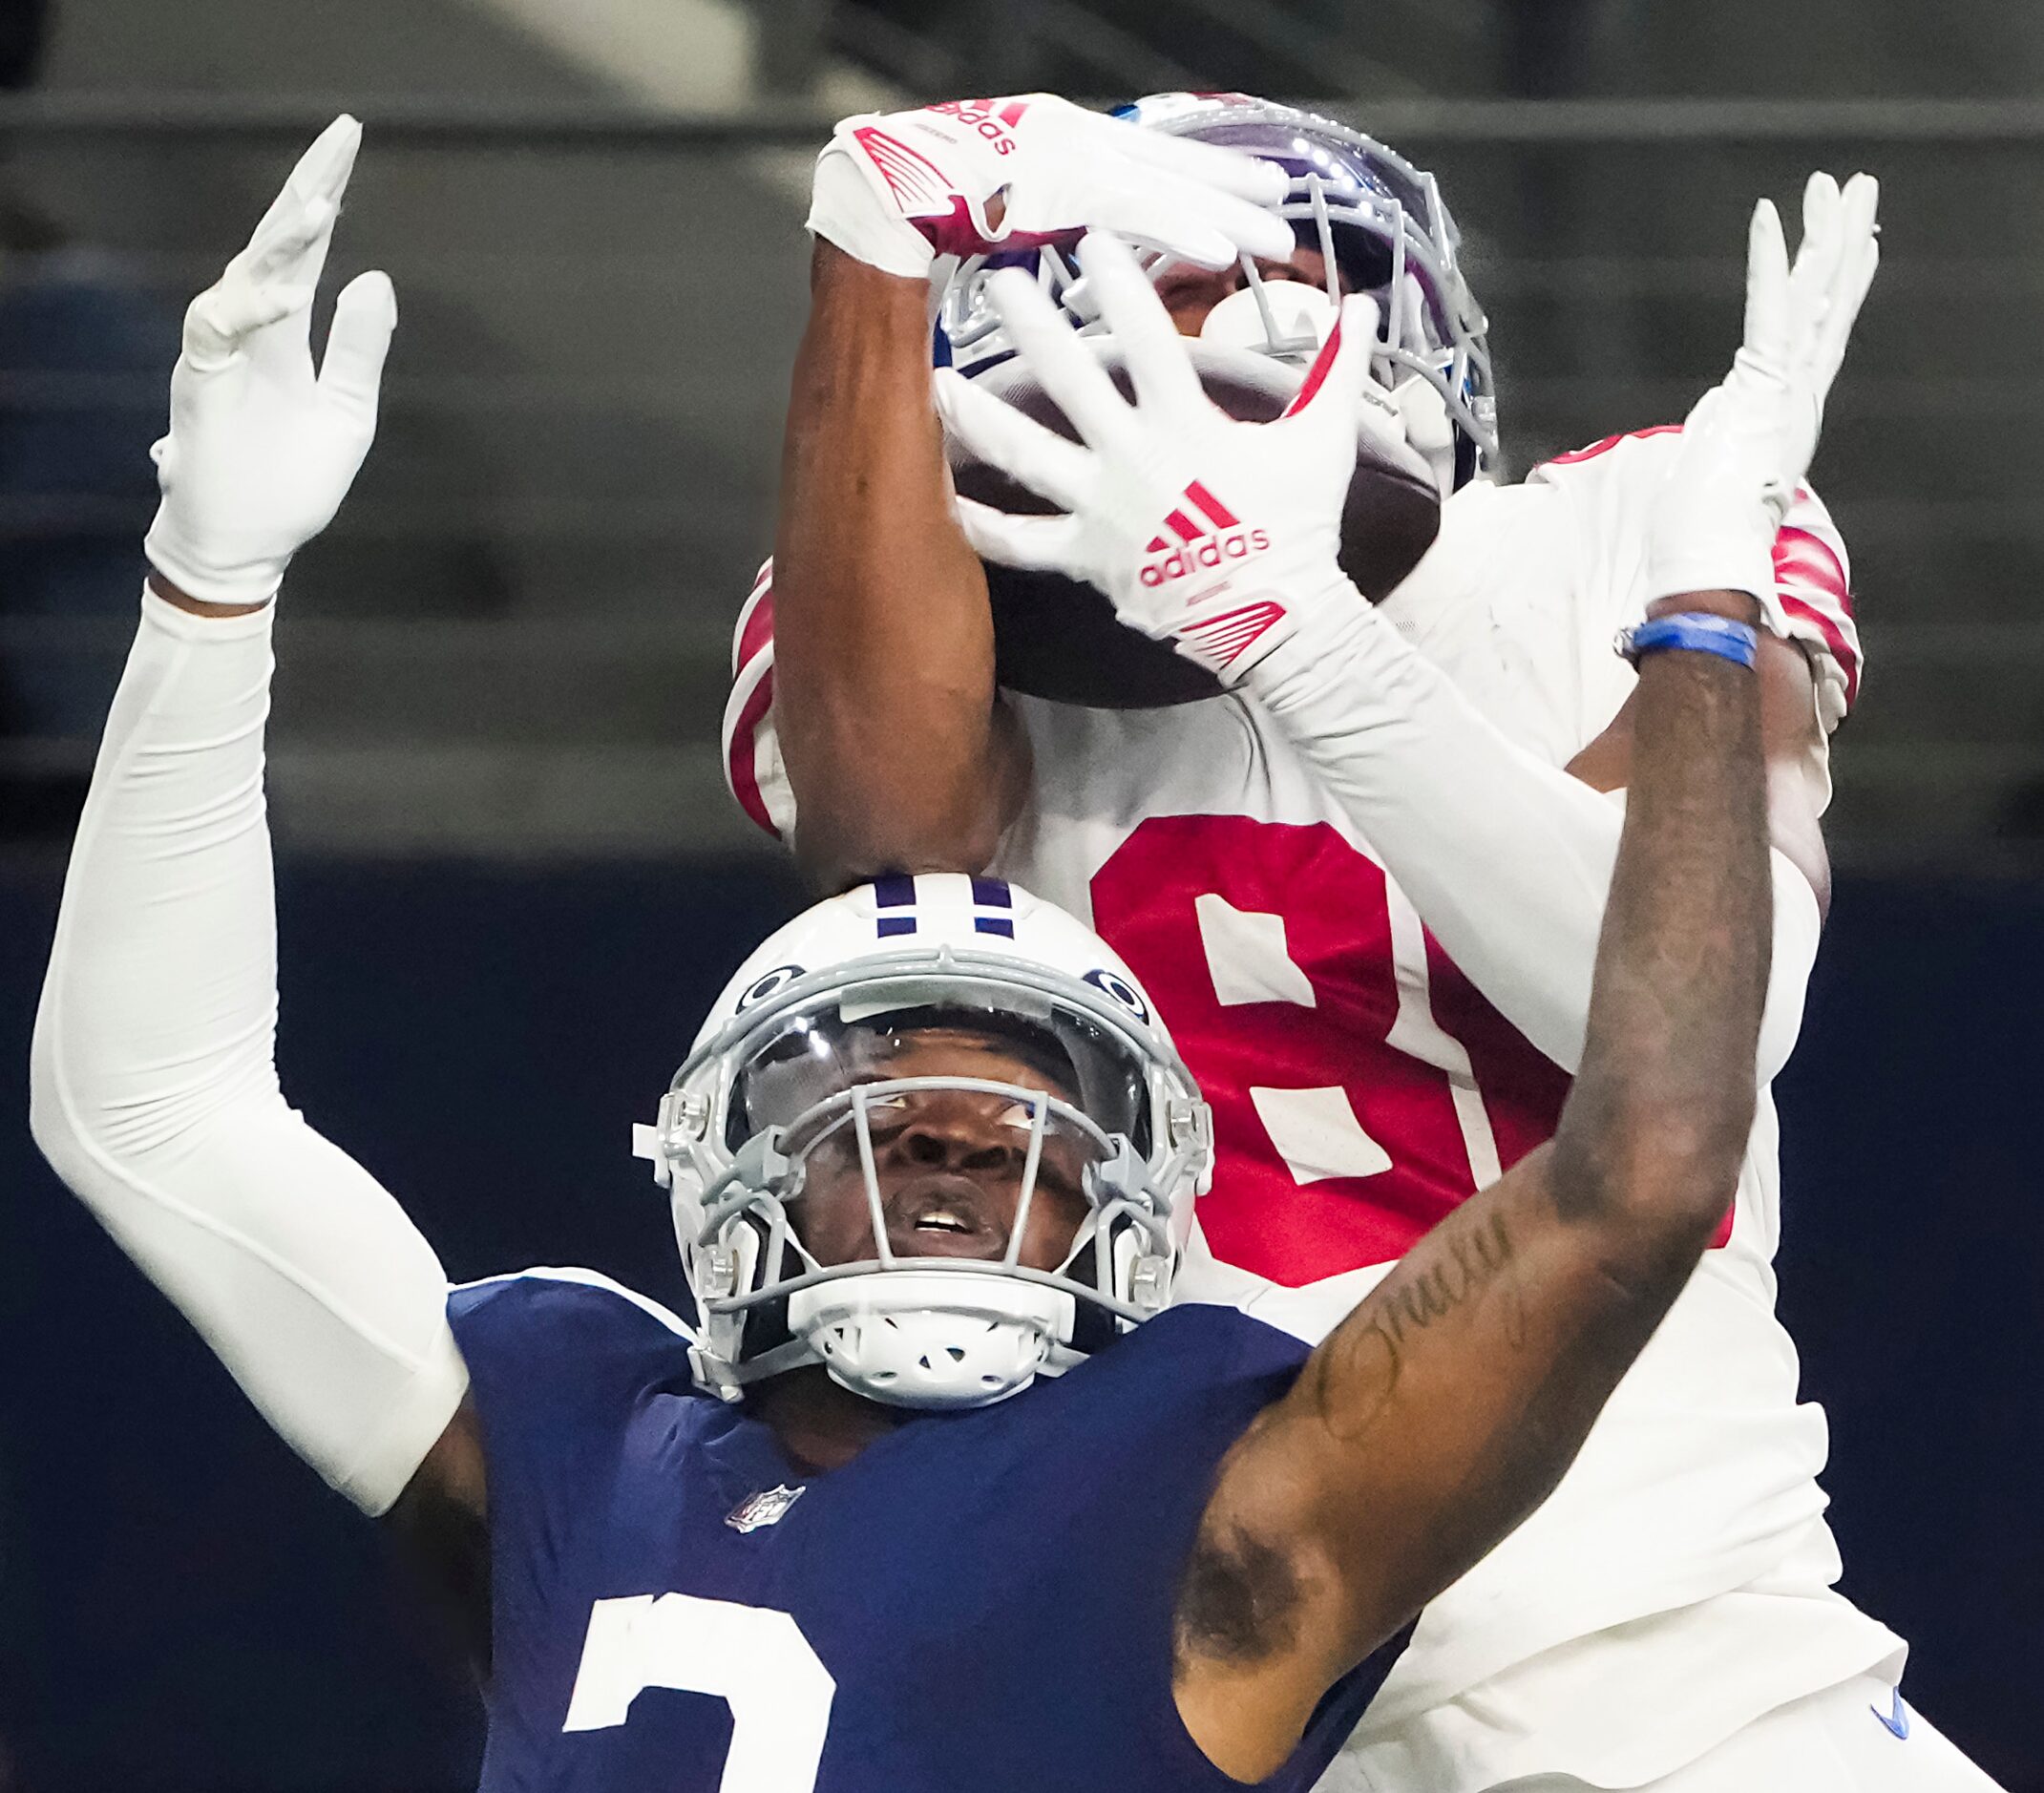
[885,1179,1007,1259]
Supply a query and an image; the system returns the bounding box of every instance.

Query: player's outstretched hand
[810,95,1293,283]
[1648,171,1880,614]
[144,115,396,608]
[936,230,1395,684]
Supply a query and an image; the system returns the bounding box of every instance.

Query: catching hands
[1649,171,1880,617]
[936,230,1392,684]
[809,95,1293,283]
[144,115,395,609]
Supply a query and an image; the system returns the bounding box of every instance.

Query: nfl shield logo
[726,1484,807,1534]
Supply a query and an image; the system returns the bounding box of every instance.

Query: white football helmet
[636,875,1212,1410]
[938,91,1498,493]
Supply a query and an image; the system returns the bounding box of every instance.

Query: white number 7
[563,1593,836,1792]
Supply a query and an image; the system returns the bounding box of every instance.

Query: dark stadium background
[1,0,2039,1787]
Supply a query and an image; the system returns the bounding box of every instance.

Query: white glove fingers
[1741,198,1792,368]
[1786,173,1844,346]
[238,193,335,285]
[933,367,1094,512]
[1800,170,1842,251]
[1812,174,1882,393]
[180,277,314,373]
[1088,176,1289,271]
[1121,168,1294,265]
[1840,170,1881,243]
[234,180,348,376]
[282,114,364,211]
[952,496,1085,570]
[144,114,381,608]
[1836,173,1882,317]
[1084,200,1228,270]
[1073,231,1208,420]
[1282,292,1380,424]
[241,116,361,285]
[1097,116,1290,207]
[316,270,398,422]
[984,266,1137,452]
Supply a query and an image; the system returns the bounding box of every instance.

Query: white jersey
[722,430,1900,1785]
[1388,428,1861,802]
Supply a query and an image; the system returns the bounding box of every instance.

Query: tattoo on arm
[1307,1205,1522,1443]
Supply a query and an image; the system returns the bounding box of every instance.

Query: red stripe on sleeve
[1540,423,1684,468]
[735,581,777,675]
[1772,525,1855,621]
[1778,595,1860,708]
[725,664,782,840]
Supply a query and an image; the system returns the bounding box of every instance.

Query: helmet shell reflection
[938,92,1497,489]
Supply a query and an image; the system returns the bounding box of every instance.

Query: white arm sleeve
[1250,601,1820,1082]
[30,588,468,1515]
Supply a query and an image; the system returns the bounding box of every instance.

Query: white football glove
[809,95,1293,283]
[936,230,1391,685]
[144,115,396,608]
[1647,170,1879,614]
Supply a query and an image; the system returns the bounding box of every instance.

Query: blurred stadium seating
[0,0,2038,1788]
[0,1,2040,864]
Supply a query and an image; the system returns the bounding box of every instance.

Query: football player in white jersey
[722,95,2001,1790]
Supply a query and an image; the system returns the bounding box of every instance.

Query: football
[948,341,1442,708]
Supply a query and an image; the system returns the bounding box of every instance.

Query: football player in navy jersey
[36,119,1823,1793]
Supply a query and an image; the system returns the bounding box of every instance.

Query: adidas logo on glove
[1139,480,1272,588]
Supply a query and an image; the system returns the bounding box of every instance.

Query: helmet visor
[727,977,1151,1155]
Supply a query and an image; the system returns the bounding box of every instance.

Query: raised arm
[771,98,1291,888]
[771,238,1024,886]
[29,120,473,1523]
[1176,579,1769,1776]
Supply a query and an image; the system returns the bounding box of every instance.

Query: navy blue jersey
[448,1271,1403,1793]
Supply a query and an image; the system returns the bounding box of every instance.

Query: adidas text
[1139,528,1272,587]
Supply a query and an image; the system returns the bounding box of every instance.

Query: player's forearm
[1223,617,1773,1680]
[772,243,1018,885]
[31,588,466,1513]
[1547,627,1769,1262]
[1248,592,1816,1082]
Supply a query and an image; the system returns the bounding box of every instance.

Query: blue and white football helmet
[637,875,1212,1410]
[938,92,1497,490]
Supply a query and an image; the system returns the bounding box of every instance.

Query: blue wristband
[1615,612,1760,670]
